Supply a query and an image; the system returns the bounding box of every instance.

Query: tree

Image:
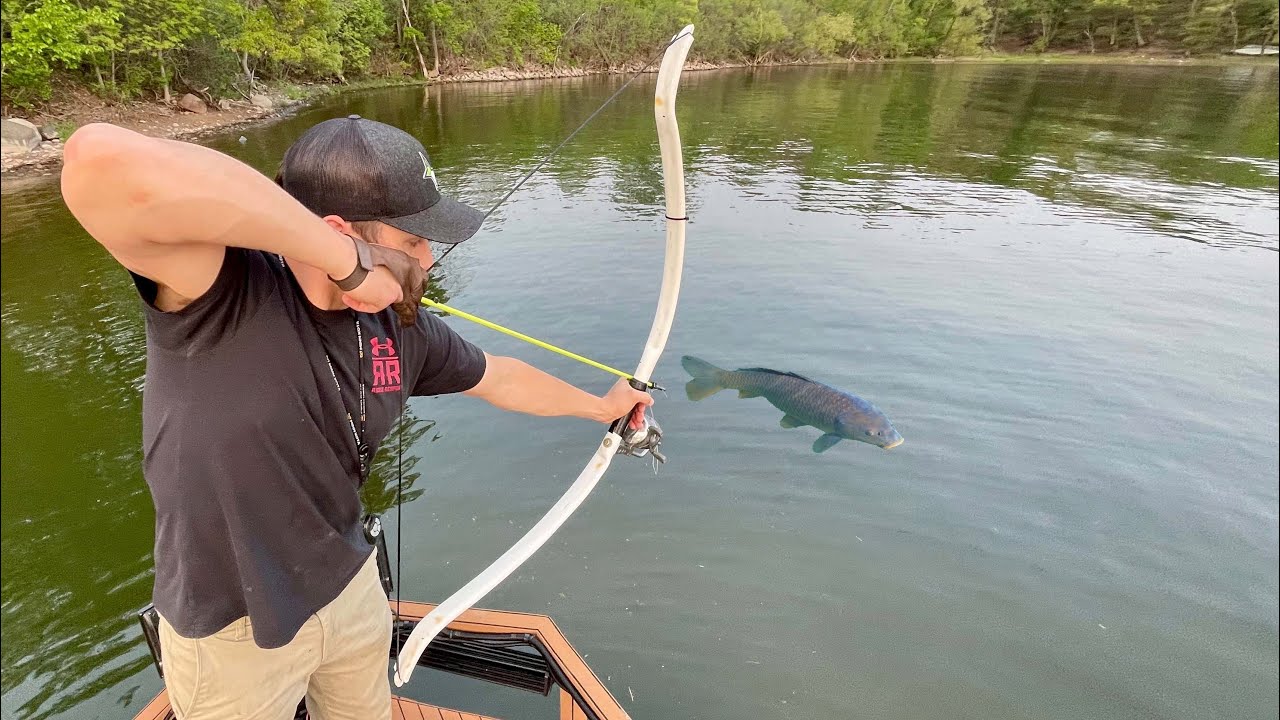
[120,0,211,102]
[1,0,120,105]
[6,0,1280,110]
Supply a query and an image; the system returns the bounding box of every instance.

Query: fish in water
[681,356,903,453]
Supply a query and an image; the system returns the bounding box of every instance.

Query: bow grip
[608,377,650,436]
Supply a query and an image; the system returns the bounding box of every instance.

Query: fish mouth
[882,436,904,450]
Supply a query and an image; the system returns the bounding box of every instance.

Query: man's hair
[350,220,382,242]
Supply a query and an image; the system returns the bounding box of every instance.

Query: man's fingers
[341,295,377,313]
[372,267,406,301]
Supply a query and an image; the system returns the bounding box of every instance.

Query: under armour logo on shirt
[369,336,401,393]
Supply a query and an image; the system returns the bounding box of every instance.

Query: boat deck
[131,599,626,720]
[392,696,495,720]
[133,690,499,720]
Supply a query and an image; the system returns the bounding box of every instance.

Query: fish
[681,356,903,453]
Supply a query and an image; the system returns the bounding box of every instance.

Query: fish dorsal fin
[739,367,815,383]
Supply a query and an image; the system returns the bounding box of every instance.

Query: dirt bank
[0,59,797,184]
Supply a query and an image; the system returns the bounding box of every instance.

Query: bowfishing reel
[620,405,665,464]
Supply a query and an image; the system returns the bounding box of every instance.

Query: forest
[2,0,1278,108]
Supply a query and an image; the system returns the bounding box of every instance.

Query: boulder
[217,98,233,111]
[2,118,42,155]
[249,94,273,110]
[177,93,208,114]
[39,125,60,140]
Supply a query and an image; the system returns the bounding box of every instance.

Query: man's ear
[322,215,355,237]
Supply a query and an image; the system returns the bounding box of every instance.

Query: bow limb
[393,25,695,688]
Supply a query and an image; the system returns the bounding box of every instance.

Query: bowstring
[431,31,688,269]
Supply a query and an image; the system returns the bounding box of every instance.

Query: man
[59,115,652,720]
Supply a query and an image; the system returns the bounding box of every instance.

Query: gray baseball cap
[275,115,485,244]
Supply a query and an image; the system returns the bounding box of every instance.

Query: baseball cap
[275,115,485,244]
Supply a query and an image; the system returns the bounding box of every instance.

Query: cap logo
[418,151,437,185]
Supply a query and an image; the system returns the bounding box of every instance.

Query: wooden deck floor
[393,695,495,720]
[135,690,497,720]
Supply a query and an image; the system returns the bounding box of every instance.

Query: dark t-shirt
[130,247,486,648]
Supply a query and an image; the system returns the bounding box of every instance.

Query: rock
[177,93,208,114]
[39,125,60,140]
[1,134,60,171]
[2,118,42,155]
[249,94,273,110]
[218,99,233,111]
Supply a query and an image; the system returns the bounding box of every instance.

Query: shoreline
[2,52,1273,189]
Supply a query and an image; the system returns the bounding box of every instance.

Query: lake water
[2,61,1277,720]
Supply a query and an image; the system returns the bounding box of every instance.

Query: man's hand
[600,378,654,429]
[340,240,426,326]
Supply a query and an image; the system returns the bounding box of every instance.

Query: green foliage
[336,0,389,73]
[424,0,562,67]
[1,0,120,105]
[943,0,994,54]
[802,12,861,57]
[2,0,1276,108]
[1184,0,1280,50]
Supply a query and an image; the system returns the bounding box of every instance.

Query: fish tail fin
[682,355,726,401]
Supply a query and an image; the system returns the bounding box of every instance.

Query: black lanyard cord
[321,316,370,481]
[278,252,372,483]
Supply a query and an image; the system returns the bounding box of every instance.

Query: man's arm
[464,354,652,425]
[60,123,400,311]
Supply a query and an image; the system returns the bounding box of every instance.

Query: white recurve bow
[393,25,695,687]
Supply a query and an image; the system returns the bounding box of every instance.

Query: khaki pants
[158,552,392,720]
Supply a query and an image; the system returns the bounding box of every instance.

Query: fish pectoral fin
[779,414,806,429]
[812,434,842,453]
[737,388,762,399]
